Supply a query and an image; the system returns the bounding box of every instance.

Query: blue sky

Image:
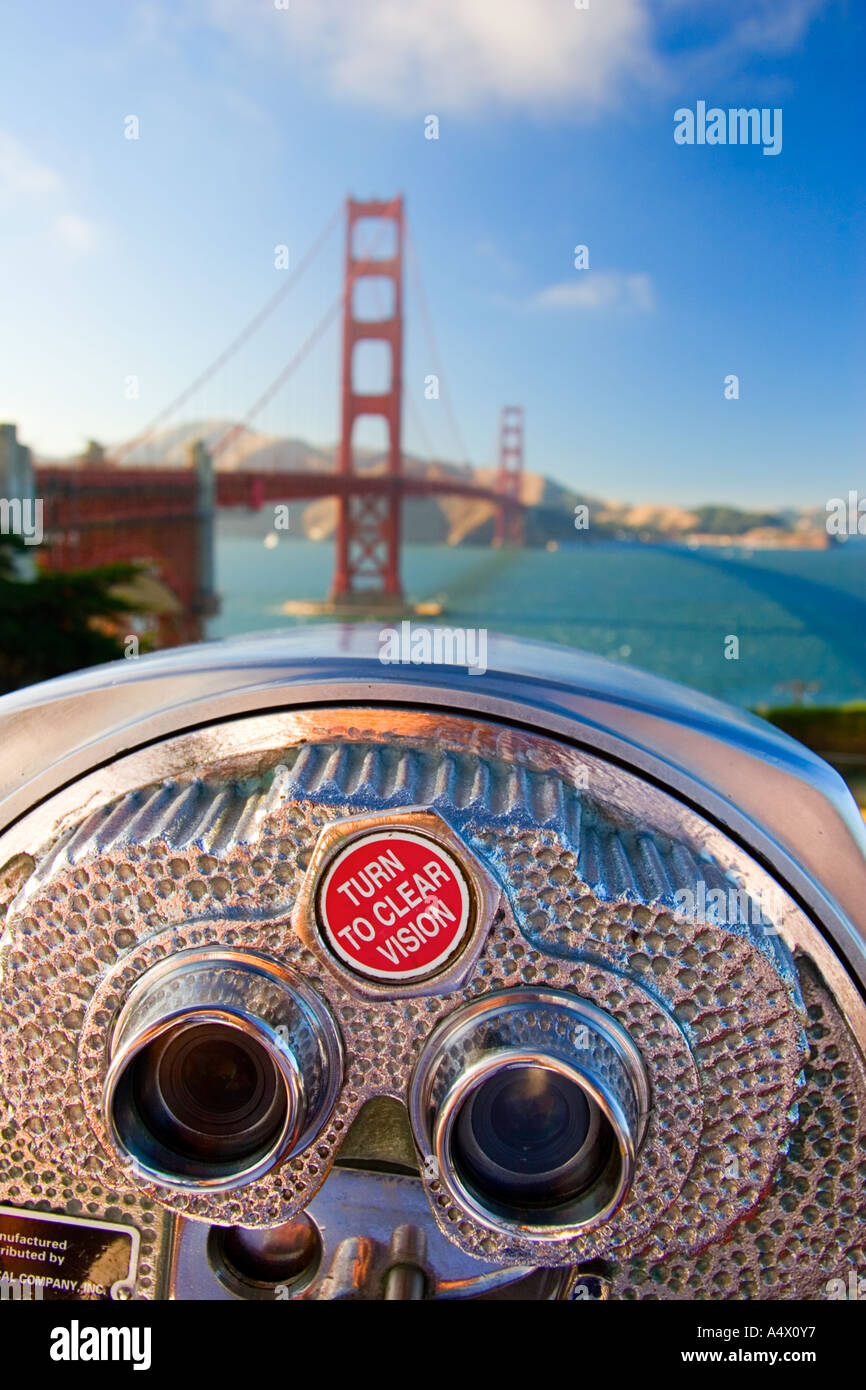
[0,0,863,506]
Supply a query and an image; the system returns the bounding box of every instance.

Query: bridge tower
[493,405,525,547]
[331,196,404,603]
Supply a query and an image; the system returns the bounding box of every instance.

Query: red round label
[318,830,471,981]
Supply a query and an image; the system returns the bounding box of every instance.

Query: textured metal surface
[0,710,864,1294]
[612,958,866,1299]
[0,628,864,998]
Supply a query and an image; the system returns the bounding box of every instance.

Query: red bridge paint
[34,464,215,646]
[318,829,471,981]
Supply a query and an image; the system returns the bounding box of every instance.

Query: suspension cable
[112,201,343,463]
[212,213,394,458]
[404,218,473,467]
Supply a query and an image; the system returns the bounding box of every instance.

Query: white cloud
[663,0,831,80]
[0,131,100,254]
[208,0,655,115]
[475,238,521,279]
[0,133,61,202]
[205,0,831,116]
[730,0,827,51]
[529,272,656,312]
[56,212,100,255]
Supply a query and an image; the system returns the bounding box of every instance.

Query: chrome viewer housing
[0,628,864,1299]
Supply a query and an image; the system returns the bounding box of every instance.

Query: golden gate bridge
[26,196,528,643]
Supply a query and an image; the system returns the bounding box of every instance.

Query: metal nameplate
[0,1205,139,1301]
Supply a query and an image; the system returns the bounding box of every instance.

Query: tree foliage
[0,536,150,694]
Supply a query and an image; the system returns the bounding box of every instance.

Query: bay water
[208,535,866,710]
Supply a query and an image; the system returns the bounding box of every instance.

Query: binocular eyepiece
[103,949,343,1192]
[104,951,647,1240]
[409,990,649,1236]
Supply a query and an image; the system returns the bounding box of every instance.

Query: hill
[54,422,830,550]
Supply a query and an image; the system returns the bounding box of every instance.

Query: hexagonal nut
[292,807,502,1000]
